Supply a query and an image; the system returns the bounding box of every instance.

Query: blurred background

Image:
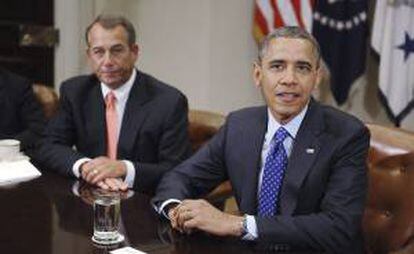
[1,0,412,130]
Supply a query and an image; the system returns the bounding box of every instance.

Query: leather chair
[188,110,225,152]
[32,84,59,119]
[363,124,414,254]
[188,110,231,204]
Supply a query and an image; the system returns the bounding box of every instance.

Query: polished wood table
[0,171,276,254]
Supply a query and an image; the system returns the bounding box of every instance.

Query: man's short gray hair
[85,14,136,47]
[258,26,321,65]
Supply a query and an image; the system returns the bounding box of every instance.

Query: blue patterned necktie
[258,127,289,217]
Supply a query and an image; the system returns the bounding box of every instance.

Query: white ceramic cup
[0,139,20,160]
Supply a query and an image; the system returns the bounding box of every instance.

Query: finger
[84,168,99,183]
[177,209,194,229]
[171,217,184,233]
[90,170,111,184]
[97,181,109,190]
[104,178,127,191]
[89,163,115,183]
[102,178,118,191]
[176,210,186,228]
[118,181,128,192]
[81,163,92,175]
[182,218,197,233]
[176,203,189,215]
[170,212,178,229]
[168,206,177,219]
[81,162,95,180]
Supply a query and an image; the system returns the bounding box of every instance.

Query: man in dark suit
[152,26,369,253]
[0,67,45,155]
[37,15,191,193]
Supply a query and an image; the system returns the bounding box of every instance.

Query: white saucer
[0,153,29,163]
[91,233,125,245]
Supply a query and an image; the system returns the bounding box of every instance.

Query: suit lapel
[280,100,324,214]
[117,72,152,159]
[84,80,106,156]
[239,108,267,215]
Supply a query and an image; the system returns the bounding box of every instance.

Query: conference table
[0,170,273,254]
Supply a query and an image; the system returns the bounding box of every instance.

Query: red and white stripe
[253,0,314,43]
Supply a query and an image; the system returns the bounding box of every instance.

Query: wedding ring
[92,169,98,175]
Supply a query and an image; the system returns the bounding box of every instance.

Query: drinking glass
[92,191,124,245]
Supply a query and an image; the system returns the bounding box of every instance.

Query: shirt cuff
[242,215,258,241]
[123,160,135,188]
[72,158,91,178]
[157,199,182,219]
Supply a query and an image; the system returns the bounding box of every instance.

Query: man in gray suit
[153,27,369,253]
[37,15,191,193]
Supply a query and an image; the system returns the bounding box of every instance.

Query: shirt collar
[266,103,309,140]
[101,68,137,101]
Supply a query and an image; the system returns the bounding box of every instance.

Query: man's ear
[85,48,93,67]
[314,66,322,91]
[130,43,140,59]
[315,59,330,91]
[253,61,262,88]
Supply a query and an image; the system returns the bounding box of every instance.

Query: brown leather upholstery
[188,110,225,152]
[32,84,59,119]
[363,124,414,254]
[188,110,231,204]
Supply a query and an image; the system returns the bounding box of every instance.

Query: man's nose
[102,51,114,66]
[280,67,297,85]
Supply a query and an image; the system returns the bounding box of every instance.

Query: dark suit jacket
[0,68,45,154]
[37,70,191,193]
[153,99,370,253]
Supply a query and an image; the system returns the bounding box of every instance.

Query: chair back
[188,110,225,152]
[32,84,58,119]
[363,123,414,254]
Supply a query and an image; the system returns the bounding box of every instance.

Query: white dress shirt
[72,69,138,188]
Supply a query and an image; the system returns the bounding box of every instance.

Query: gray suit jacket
[36,70,191,194]
[153,100,369,253]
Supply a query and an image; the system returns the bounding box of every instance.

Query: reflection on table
[0,171,318,254]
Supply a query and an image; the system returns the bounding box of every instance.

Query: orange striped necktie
[105,91,118,160]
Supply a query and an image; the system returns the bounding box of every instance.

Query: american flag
[253,0,315,44]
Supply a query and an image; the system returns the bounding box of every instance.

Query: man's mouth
[100,68,121,75]
[276,92,300,102]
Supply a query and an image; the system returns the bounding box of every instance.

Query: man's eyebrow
[110,43,125,48]
[268,59,285,65]
[296,61,312,67]
[90,43,124,50]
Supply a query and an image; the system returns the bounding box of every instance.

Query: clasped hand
[168,199,243,237]
[80,156,128,191]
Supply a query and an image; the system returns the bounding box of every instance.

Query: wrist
[166,203,179,219]
[79,161,89,174]
[228,215,244,237]
[116,161,127,177]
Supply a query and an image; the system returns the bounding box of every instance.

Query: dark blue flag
[312,0,368,105]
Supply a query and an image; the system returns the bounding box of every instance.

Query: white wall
[54,0,94,91]
[97,0,263,113]
[56,0,414,130]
